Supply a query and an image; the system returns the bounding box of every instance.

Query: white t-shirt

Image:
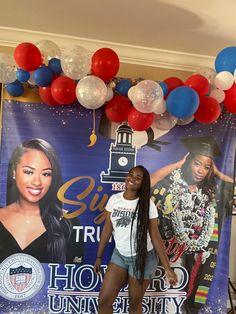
[106,192,158,256]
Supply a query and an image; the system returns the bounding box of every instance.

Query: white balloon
[105,87,114,102]
[210,88,225,103]
[152,99,166,114]
[61,45,91,80]
[76,75,107,109]
[129,80,163,113]
[195,67,216,84]
[152,111,177,130]
[177,116,195,125]
[0,53,16,83]
[35,40,61,65]
[214,71,234,90]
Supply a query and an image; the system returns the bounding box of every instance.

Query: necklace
[166,169,216,253]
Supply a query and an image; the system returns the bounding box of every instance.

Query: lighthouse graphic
[101,122,137,183]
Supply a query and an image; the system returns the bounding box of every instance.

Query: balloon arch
[0,40,236,131]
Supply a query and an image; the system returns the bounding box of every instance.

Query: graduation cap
[181,136,221,159]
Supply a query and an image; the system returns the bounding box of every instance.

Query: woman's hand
[94,257,102,274]
[176,153,189,169]
[212,161,234,183]
[165,268,178,286]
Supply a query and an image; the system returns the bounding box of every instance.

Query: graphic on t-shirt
[116,216,131,227]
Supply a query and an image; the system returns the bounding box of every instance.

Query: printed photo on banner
[0,99,235,314]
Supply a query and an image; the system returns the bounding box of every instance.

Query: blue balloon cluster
[48,58,62,75]
[115,79,132,96]
[16,68,30,82]
[215,46,236,74]
[6,80,24,97]
[166,86,199,118]
[159,81,168,97]
[33,66,53,87]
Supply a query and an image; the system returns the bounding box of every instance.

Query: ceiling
[0,0,235,72]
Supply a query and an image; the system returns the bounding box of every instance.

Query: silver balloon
[177,116,195,125]
[129,80,163,113]
[76,75,107,109]
[152,99,166,114]
[195,67,216,84]
[61,45,91,80]
[35,40,61,65]
[152,111,177,130]
[0,53,16,83]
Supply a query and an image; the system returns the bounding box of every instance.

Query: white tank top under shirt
[106,192,158,257]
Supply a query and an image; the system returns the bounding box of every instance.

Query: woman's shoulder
[0,204,17,222]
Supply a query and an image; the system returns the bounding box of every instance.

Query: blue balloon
[33,66,53,87]
[16,68,30,82]
[159,81,168,97]
[115,79,132,96]
[166,86,199,118]
[48,58,62,75]
[215,46,236,73]
[6,80,24,97]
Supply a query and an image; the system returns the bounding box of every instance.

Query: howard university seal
[0,253,45,301]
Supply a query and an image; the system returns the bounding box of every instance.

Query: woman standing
[0,138,83,264]
[94,165,178,314]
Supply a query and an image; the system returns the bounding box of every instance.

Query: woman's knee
[98,290,113,309]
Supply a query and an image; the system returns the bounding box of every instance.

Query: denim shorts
[110,248,158,280]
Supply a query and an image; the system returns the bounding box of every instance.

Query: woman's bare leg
[128,276,152,314]
[98,262,128,314]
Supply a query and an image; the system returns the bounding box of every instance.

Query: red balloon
[105,96,132,122]
[163,77,184,96]
[14,42,42,71]
[194,96,221,124]
[185,74,209,96]
[224,83,236,114]
[51,76,76,105]
[38,86,61,106]
[128,108,154,131]
[91,48,120,81]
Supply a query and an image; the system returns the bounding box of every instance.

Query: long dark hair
[130,165,151,283]
[7,138,72,263]
[181,153,216,200]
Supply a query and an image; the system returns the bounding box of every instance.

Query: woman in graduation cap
[150,136,233,313]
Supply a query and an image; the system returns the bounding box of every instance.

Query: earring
[13,176,15,180]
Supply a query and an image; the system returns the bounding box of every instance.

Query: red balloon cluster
[105,96,132,122]
[185,74,209,96]
[194,96,221,124]
[91,48,120,82]
[224,84,236,114]
[128,108,154,131]
[14,42,42,71]
[164,77,184,96]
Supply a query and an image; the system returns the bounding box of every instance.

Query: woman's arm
[94,210,113,274]
[213,162,234,183]
[149,218,178,285]
[150,154,188,187]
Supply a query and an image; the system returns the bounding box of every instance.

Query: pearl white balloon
[76,75,107,109]
[210,88,225,103]
[0,53,16,83]
[35,40,61,65]
[61,45,91,80]
[214,71,234,90]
